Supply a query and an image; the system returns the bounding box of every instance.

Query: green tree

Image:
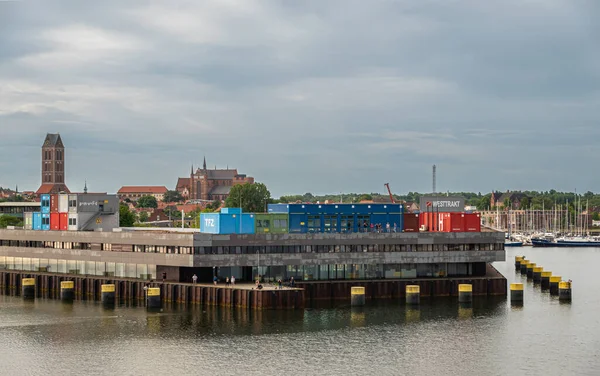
[359,194,373,201]
[119,204,136,227]
[225,183,271,213]
[138,212,149,223]
[137,195,158,208]
[593,212,600,221]
[163,190,183,203]
[0,215,23,228]
[206,200,221,211]
[519,197,530,210]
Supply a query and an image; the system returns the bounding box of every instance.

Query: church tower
[36,133,70,195]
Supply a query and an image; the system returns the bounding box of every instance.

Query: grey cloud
[0,0,599,196]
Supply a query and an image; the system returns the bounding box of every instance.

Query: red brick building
[36,133,70,195]
[176,157,254,201]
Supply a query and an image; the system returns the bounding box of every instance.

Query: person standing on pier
[226,277,230,287]
[231,276,235,286]
[213,275,218,285]
[290,277,295,288]
[192,274,198,284]
[162,272,167,283]
[393,223,397,233]
[278,279,283,289]
[386,222,391,233]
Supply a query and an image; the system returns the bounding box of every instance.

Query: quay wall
[0,271,304,310]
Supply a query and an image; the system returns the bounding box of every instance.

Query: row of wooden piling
[511,256,572,303]
[1,271,305,310]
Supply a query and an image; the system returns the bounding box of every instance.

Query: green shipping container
[254,213,289,234]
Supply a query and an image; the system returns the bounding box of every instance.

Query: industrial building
[25,193,119,232]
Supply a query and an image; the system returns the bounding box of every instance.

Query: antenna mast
[432,165,437,194]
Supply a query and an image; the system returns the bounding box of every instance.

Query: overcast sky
[1,0,598,197]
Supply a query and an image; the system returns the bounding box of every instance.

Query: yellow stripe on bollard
[550,276,562,283]
[533,267,543,273]
[458,284,472,292]
[61,281,74,289]
[559,281,571,289]
[510,283,524,291]
[406,285,420,294]
[351,287,365,295]
[541,271,552,278]
[101,284,115,293]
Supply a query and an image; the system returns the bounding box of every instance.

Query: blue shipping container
[200,213,256,234]
[41,213,50,231]
[33,212,42,230]
[40,194,51,214]
[289,213,308,233]
[200,213,221,234]
[221,207,242,215]
[267,204,289,213]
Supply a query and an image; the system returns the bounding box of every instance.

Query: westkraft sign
[419,196,465,213]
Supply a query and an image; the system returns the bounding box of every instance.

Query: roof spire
[84,180,88,194]
[203,156,207,170]
[191,163,194,176]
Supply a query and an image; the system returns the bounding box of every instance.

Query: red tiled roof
[176,178,190,190]
[118,186,168,194]
[36,184,57,195]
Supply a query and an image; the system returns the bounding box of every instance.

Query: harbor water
[1,247,599,375]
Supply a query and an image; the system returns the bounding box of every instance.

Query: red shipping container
[464,213,481,232]
[50,213,60,230]
[59,213,68,231]
[403,213,419,232]
[450,213,465,232]
[50,194,59,213]
[419,211,440,232]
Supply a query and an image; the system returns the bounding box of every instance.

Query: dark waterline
[1,247,599,375]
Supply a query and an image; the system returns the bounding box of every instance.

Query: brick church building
[36,133,70,195]
[176,157,254,202]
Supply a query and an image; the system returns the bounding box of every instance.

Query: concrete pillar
[101,284,115,306]
[458,284,472,303]
[350,286,365,307]
[533,267,543,283]
[406,285,420,305]
[60,281,75,302]
[558,281,572,302]
[549,276,561,296]
[520,260,529,275]
[147,287,162,309]
[515,256,524,271]
[510,283,523,303]
[22,278,35,299]
[526,263,536,279]
[540,271,552,290]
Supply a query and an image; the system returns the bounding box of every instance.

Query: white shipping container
[68,213,79,231]
[24,212,33,230]
[58,194,69,213]
[68,195,77,213]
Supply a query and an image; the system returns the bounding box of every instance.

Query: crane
[384,183,396,204]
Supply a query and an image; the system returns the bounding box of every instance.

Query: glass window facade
[0,256,156,280]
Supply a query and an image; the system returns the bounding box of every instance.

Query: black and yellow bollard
[510,283,524,303]
[533,267,543,283]
[515,256,524,271]
[549,276,561,296]
[541,271,552,290]
[558,281,572,302]
[520,260,529,275]
[350,286,365,307]
[147,287,161,309]
[60,281,75,302]
[458,284,472,303]
[101,284,116,306]
[406,285,420,305]
[526,263,536,279]
[22,278,35,299]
